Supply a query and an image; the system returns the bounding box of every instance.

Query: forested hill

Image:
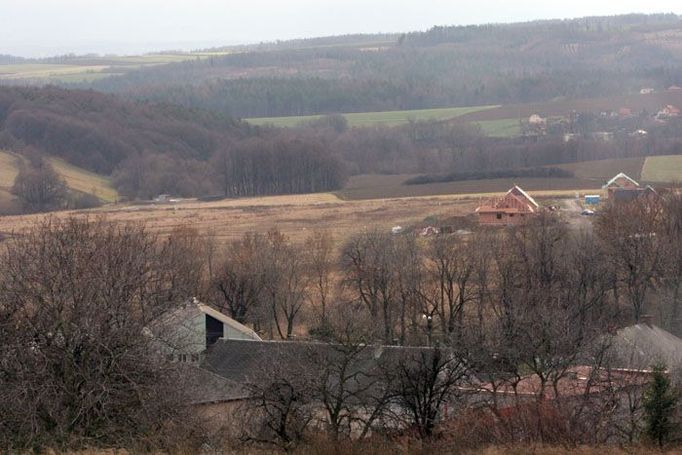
[0,86,346,199]
[74,14,682,118]
[0,86,250,174]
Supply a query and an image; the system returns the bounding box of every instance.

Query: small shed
[585,195,601,205]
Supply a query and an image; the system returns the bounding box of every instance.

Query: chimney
[640,314,654,327]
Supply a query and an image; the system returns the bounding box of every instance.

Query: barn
[146,299,262,363]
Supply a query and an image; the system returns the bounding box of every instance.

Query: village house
[476,186,539,225]
[602,172,658,202]
[656,104,681,120]
[602,172,640,199]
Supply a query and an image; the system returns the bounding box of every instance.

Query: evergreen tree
[643,363,679,448]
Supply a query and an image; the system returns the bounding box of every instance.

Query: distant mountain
[59,13,682,119]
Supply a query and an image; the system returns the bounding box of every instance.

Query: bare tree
[660,192,682,334]
[157,225,211,305]
[262,230,309,339]
[0,217,190,450]
[387,346,469,438]
[11,160,67,213]
[212,233,266,325]
[342,231,400,344]
[596,198,665,322]
[422,234,476,342]
[305,231,335,329]
[240,352,316,451]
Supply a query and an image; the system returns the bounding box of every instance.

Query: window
[496,213,502,220]
[509,213,515,218]
[206,314,224,347]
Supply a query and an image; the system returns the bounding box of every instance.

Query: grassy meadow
[246,105,498,128]
[476,118,522,137]
[641,155,682,183]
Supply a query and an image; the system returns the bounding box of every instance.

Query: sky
[2,0,682,57]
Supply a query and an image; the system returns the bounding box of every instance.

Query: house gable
[603,172,640,190]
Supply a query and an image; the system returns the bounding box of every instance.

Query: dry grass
[47,157,119,202]
[0,150,118,203]
[0,192,479,247]
[0,150,21,191]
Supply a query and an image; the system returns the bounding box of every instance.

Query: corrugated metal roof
[609,323,682,372]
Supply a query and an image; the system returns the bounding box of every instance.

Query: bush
[70,192,103,209]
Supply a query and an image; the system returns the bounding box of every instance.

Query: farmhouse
[476,186,539,225]
[602,172,659,203]
[602,172,640,199]
[146,299,261,363]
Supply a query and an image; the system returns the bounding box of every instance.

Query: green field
[641,155,682,183]
[476,119,522,137]
[246,105,499,128]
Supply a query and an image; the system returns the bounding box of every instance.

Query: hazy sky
[2,0,682,57]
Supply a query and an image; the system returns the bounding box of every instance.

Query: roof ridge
[603,172,640,189]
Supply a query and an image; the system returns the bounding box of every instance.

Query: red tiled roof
[471,366,651,400]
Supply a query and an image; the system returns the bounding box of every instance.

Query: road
[562,198,594,231]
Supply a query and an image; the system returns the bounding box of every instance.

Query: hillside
[0,150,119,213]
[243,89,682,136]
[0,52,232,84]
[50,14,682,119]
[0,86,346,201]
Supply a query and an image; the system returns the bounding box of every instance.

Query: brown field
[0,192,481,246]
[456,90,682,122]
[338,174,601,201]
[556,157,646,181]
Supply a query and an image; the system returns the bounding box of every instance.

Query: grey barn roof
[179,365,251,404]
[608,323,682,374]
[200,339,449,397]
